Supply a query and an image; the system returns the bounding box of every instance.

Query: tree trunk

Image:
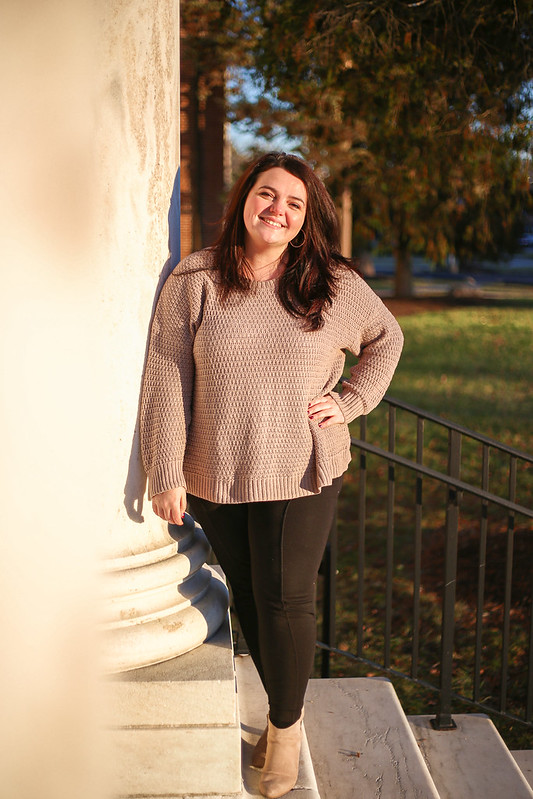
[339,184,353,258]
[179,54,202,255]
[394,245,414,298]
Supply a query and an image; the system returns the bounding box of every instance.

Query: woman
[140,152,403,798]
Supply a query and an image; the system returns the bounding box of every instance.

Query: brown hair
[211,152,355,330]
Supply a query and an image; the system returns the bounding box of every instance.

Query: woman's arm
[140,268,202,504]
[330,275,404,424]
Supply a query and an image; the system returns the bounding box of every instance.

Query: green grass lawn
[315,299,533,749]
[385,301,533,451]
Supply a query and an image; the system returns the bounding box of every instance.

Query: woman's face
[242,167,307,255]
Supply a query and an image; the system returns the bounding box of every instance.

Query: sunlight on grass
[385,306,533,450]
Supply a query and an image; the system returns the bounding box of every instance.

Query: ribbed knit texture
[140,249,404,503]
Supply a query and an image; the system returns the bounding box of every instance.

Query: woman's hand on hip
[308,395,345,428]
[152,486,187,525]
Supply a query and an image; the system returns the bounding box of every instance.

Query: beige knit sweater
[140,249,403,503]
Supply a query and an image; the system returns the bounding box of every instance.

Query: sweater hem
[184,450,351,504]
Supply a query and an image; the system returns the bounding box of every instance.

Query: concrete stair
[513,751,533,791]
[236,661,533,799]
[303,676,439,798]
[408,715,533,799]
[104,625,533,798]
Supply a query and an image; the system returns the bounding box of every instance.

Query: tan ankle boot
[259,715,302,798]
[253,707,304,771]
[251,721,268,769]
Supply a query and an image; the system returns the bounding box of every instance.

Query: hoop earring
[289,229,306,248]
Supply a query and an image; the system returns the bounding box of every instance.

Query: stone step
[303,677,439,798]
[409,715,533,799]
[512,751,533,791]
[103,612,241,798]
[235,655,320,799]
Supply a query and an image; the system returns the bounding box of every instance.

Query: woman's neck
[245,247,288,281]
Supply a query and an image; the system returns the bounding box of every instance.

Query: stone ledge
[105,613,237,728]
[109,727,240,796]
[104,612,241,797]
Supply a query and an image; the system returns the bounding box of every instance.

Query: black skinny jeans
[188,476,342,729]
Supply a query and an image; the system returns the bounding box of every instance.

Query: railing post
[432,428,461,730]
[412,416,425,679]
[320,510,338,678]
[500,455,517,713]
[527,563,533,722]
[357,415,367,660]
[474,445,490,703]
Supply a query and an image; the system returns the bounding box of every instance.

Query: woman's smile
[260,216,285,229]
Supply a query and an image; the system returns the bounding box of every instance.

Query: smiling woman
[140,151,403,798]
[242,167,307,274]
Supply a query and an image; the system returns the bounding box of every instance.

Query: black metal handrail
[319,395,533,733]
[349,438,532,518]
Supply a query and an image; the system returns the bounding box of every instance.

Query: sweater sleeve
[140,266,203,499]
[330,274,404,424]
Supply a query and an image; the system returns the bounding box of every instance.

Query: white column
[1,4,231,794]
[94,0,228,673]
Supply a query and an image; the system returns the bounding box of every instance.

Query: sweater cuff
[330,385,366,425]
[148,460,186,500]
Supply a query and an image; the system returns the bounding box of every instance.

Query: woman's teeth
[261,218,283,228]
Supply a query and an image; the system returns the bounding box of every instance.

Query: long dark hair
[211,152,355,331]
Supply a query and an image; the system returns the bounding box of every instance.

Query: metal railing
[318,396,533,732]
